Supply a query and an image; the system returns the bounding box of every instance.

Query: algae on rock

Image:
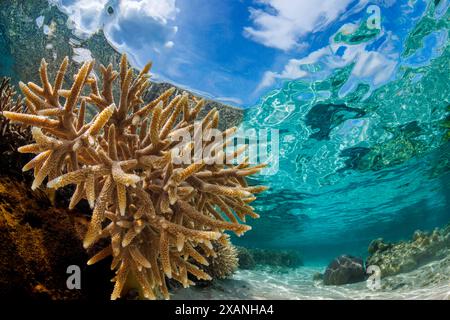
[366,225,450,278]
[0,176,90,299]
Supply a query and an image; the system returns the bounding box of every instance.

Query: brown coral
[4,55,267,299]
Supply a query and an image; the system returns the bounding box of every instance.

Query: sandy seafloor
[171,258,450,300]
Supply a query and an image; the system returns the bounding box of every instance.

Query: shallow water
[173,257,450,300]
[232,0,450,263]
[0,0,449,300]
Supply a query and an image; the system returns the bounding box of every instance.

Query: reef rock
[323,255,366,286]
[366,226,450,278]
[380,254,450,291]
[368,238,393,255]
[0,176,90,299]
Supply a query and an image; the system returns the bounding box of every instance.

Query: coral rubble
[4,56,266,299]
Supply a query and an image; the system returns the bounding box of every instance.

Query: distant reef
[0,0,243,130]
[366,224,450,278]
[236,247,304,270]
[313,225,450,286]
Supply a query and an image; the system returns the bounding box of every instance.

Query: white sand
[171,259,450,300]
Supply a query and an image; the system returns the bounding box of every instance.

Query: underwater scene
[0,0,449,303]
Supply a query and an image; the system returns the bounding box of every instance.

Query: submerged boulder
[323,255,366,286]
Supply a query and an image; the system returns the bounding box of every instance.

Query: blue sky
[49,0,441,107]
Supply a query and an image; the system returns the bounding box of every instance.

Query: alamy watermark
[66,265,81,290]
[367,5,381,30]
[366,265,381,291]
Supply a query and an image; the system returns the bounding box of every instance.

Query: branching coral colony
[3,55,267,299]
[0,77,29,140]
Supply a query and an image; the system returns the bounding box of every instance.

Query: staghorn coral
[0,77,30,144]
[4,55,267,299]
[0,78,35,177]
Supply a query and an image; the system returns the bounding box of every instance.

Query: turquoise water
[0,0,449,268]
[233,0,450,264]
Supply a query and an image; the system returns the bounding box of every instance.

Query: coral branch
[8,56,266,299]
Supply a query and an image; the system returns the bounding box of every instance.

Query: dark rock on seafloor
[0,0,243,130]
[323,255,366,286]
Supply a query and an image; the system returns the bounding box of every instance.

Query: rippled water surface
[233,0,450,262]
[0,0,449,299]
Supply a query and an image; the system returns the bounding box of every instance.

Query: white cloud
[50,0,179,60]
[256,26,399,94]
[164,41,175,48]
[244,0,354,50]
[51,0,107,36]
[351,50,397,85]
[256,47,332,91]
[118,0,178,24]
